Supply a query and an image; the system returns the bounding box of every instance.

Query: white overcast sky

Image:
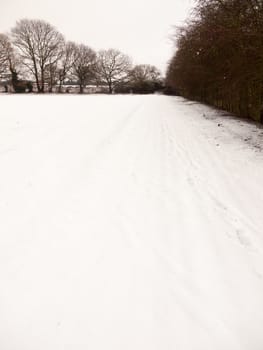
[0,0,194,73]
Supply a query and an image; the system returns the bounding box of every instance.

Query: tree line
[0,19,163,94]
[166,0,263,122]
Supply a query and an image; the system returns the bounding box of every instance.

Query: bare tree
[56,41,76,92]
[0,33,34,93]
[129,64,162,83]
[128,64,162,93]
[11,19,64,92]
[45,61,59,92]
[96,49,132,93]
[0,34,9,76]
[71,43,96,93]
[0,33,16,77]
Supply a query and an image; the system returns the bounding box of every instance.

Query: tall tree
[57,41,76,92]
[71,43,96,93]
[129,64,162,93]
[11,19,64,92]
[0,33,17,77]
[96,49,131,93]
[0,34,9,76]
[166,0,263,122]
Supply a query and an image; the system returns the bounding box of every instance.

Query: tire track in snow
[103,97,243,349]
[1,95,263,350]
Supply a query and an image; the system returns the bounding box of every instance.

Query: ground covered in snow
[0,94,263,350]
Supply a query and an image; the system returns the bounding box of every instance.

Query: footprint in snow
[236,229,252,248]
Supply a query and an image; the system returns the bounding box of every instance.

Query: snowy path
[0,95,263,350]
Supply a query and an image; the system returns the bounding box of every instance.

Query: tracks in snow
[0,95,263,350]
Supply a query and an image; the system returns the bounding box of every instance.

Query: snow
[0,94,263,350]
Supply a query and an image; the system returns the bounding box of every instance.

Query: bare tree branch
[11,19,64,92]
[96,49,132,93]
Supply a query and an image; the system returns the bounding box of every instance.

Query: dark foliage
[11,71,32,93]
[166,0,263,122]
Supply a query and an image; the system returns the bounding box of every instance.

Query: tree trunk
[109,80,113,94]
[59,80,63,93]
[31,57,40,92]
[40,67,45,93]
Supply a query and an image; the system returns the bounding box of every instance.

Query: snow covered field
[0,94,263,350]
